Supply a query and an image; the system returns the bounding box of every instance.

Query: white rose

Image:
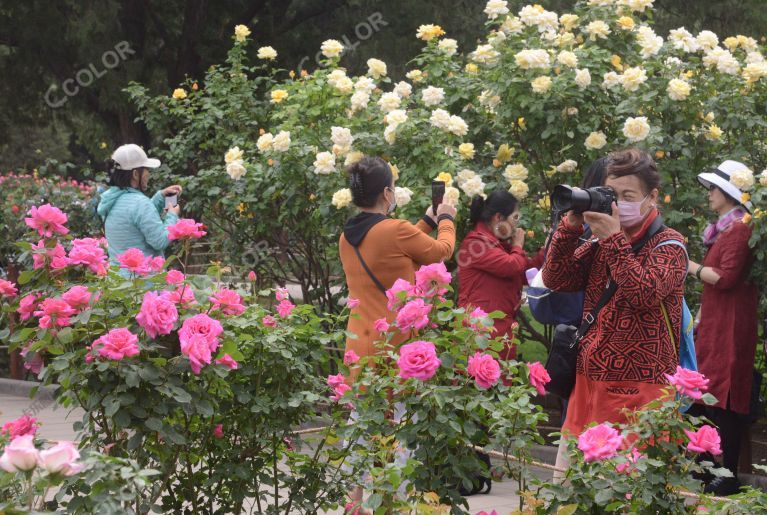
[350,91,370,112]
[384,124,397,145]
[622,116,651,143]
[730,169,755,191]
[455,169,478,186]
[447,115,469,136]
[585,131,607,150]
[747,51,766,64]
[313,151,336,174]
[759,170,767,187]
[444,186,460,204]
[272,131,291,152]
[333,76,353,94]
[508,180,529,199]
[429,108,451,130]
[703,47,728,68]
[344,151,364,167]
[354,76,376,93]
[669,28,699,53]
[406,69,423,81]
[557,51,578,68]
[742,62,767,83]
[327,69,347,85]
[696,30,719,50]
[717,53,740,75]
[470,44,500,63]
[531,75,553,94]
[257,46,278,60]
[484,0,509,20]
[621,0,654,13]
[478,90,501,110]
[386,109,408,127]
[331,127,354,149]
[585,20,610,40]
[421,86,445,106]
[321,39,344,58]
[488,31,507,47]
[256,133,274,153]
[438,38,458,56]
[393,81,413,98]
[332,188,353,209]
[225,146,244,164]
[503,163,528,182]
[636,26,663,58]
[665,57,683,67]
[460,176,486,198]
[667,78,692,100]
[234,25,251,43]
[620,66,647,92]
[367,58,387,79]
[514,49,551,70]
[601,71,621,89]
[501,16,524,34]
[559,14,580,31]
[556,159,578,173]
[394,186,414,206]
[574,68,591,89]
[226,160,246,180]
[378,92,401,113]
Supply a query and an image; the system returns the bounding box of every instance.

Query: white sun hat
[697,160,752,212]
[112,144,161,170]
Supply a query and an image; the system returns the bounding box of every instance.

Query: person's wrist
[422,215,437,229]
[437,213,454,223]
[695,265,704,280]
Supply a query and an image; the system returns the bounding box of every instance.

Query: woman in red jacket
[686,160,758,496]
[457,190,543,359]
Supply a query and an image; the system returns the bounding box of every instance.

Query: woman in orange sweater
[338,156,455,513]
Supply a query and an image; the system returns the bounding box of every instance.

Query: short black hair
[469,190,518,225]
[347,157,393,208]
[107,159,141,189]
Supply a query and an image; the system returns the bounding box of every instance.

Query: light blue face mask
[618,194,649,227]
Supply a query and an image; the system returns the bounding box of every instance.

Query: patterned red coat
[695,221,758,414]
[542,211,687,435]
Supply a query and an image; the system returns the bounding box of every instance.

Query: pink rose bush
[346,297,360,309]
[327,373,351,401]
[385,278,414,311]
[179,314,224,374]
[373,318,390,332]
[92,328,140,361]
[0,435,40,472]
[578,423,624,462]
[615,447,644,474]
[684,425,722,455]
[167,219,206,240]
[397,341,441,381]
[526,362,551,396]
[395,298,433,332]
[24,204,69,237]
[262,315,277,327]
[118,248,152,276]
[665,366,709,400]
[17,293,39,321]
[1,415,39,440]
[166,270,185,284]
[414,262,451,297]
[209,288,246,316]
[277,299,295,318]
[216,354,239,370]
[38,441,83,476]
[343,349,360,365]
[467,352,501,389]
[0,279,18,298]
[34,298,76,329]
[61,285,94,312]
[67,238,109,275]
[467,306,492,333]
[136,291,179,338]
[213,424,224,439]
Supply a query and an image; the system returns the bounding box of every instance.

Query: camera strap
[573,216,666,346]
[352,244,387,295]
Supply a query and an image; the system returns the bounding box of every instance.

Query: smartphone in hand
[164,194,178,209]
[431,180,445,215]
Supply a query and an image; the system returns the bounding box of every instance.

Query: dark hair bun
[470,190,518,225]
[346,156,393,208]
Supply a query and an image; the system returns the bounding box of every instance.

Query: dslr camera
[550,184,617,215]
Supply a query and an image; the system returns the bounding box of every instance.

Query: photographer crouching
[542,148,687,475]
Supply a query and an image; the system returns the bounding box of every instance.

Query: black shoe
[704,476,741,496]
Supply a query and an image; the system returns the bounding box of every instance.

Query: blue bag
[527,287,584,326]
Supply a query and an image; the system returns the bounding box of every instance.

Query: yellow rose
[742,213,752,224]
[465,63,478,74]
[172,88,187,100]
[99,142,107,149]
[367,58,387,79]
[517,118,526,130]
[458,143,475,160]
[723,36,739,50]
[664,194,671,203]
[656,150,666,159]
[705,123,723,141]
[622,116,650,143]
[559,14,579,31]
[416,24,446,41]
[257,46,278,60]
[508,180,529,199]
[611,55,623,71]
[667,78,692,101]
[321,39,344,58]
[389,163,400,180]
[705,112,716,122]
[531,75,553,94]
[617,16,635,30]
[538,196,551,211]
[584,131,607,150]
[270,89,289,103]
[741,192,751,203]
[496,144,514,163]
[225,146,244,164]
[436,171,453,186]
[332,188,353,209]
[406,69,424,81]
[234,25,251,43]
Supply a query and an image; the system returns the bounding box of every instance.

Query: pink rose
[166,270,185,284]
[343,349,360,365]
[149,256,166,272]
[17,293,39,321]
[24,204,69,237]
[209,288,246,316]
[0,279,18,299]
[395,298,433,332]
[179,314,224,353]
[467,352,501,389]
[476,511,499,515]
[93,328,140,361]
[578,423,624,462]
[167,219,206,240]
[31,240,68,271]
[181,333,213,374]
[468,306,492,332]
[397,341,441,381]
[347,297,360,309]
[414,262,451,297]
[34,298,76,329]
[373,318,390,332]
[162,285,196,307]
[684,425,722,455]
[327,373,345,389]
[527,362,551,396]
[247,271,257,282]
[21,345,44,375]
[275,287,290,302]
[68,238,109,275]
[386,278,414,311]
[61,285,93,312]
[1,415,39,440]
[665,366,709,400]
[136,291,178,338]
[216,354,239,370]
[213,424,224,439]
[276,299,295,318]
[0,434,39,472]
[118,248,151,276]
[615,447,644,474]
[262,315,277,327]
[38,441,83,476]
[330,382,351,401]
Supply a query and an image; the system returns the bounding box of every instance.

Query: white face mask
[618,195,649,227]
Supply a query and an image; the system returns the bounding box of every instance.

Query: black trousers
[686,403,743,477]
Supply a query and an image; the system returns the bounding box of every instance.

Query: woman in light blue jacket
[97,144,182,267]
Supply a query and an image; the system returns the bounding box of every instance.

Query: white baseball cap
[697,160,753,212]
[111,144,161,170]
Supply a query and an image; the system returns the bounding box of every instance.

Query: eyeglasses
[510,213,521,222]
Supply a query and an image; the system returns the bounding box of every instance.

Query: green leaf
[700,393,717,406]
[145,418,163,432]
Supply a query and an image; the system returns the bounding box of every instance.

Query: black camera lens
[550,185,616,214]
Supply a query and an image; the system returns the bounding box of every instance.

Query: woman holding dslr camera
[542,149,687,472]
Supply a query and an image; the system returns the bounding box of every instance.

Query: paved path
[0,392,527,513]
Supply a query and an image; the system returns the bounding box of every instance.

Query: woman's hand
[162,184,183,196]
[566,210,585,229]
[436,200,457,219]
[511,228,525,248]
[167,204,181,216]
[425,205,438,224]
[583,202,621,239]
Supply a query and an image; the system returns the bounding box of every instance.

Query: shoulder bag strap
[352,245,387,295]
[659,302,680,361]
